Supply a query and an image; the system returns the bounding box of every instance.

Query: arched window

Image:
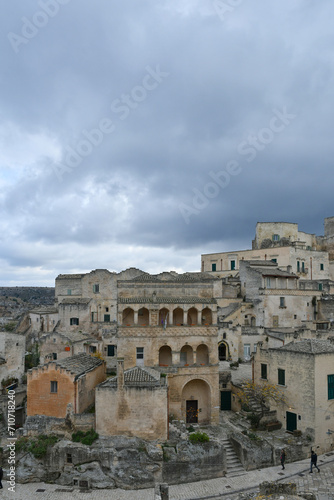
[180,345,193,365]
[159,345,172,366]
[201,308,212,325]
[187,307,198,325]
[173,308,183,326]
[196,344,209,365]
[122,308,134,326]
[138,307,149,326]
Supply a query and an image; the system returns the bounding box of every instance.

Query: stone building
[0,331,25,384]
[27,353,106,418]
[39,331,93,364]
[29,306,59,336]
[54,269,222,425]
[201,219,331,281]
[96,358,168,440]
[253,338,334,453]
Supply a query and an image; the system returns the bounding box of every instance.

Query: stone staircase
[221,438,246,477]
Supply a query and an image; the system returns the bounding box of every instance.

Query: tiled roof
[118,296,216,304]
[262,269,297,278]
[56,274,86,279]
[48,353,103,378]
[278,339,334,354]
[30,306,58,314]
[127,271,216,283]
[102,366,163,387]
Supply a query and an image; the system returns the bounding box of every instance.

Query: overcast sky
[1,0,334,286]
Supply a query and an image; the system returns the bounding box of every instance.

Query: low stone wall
[22,413,95,439]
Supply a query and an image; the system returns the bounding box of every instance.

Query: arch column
[197,310,202,324]
[134,311,138,325]
[172,351,179,365]
[193,351,197,364]
[183,310,187,325]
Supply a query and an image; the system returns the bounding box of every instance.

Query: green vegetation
[1,377,18,388]
[16,435,58,458]
[4,322,16,332]
[72,428,98,445]
[25,344,40,371]
[189,431,209,443]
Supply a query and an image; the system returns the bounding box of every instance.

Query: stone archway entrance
[182,379,211,424]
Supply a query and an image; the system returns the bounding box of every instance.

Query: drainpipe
[310,257,313,280]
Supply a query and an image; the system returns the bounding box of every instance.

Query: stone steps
[222,438,246,477]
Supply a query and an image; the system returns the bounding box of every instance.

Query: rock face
[14,435,226,489]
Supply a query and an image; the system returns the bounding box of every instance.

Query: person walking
[280,449,286,470]
[310,450,320,473]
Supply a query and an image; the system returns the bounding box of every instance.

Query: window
[53,338,56,343]
[266,277,271,288]
[244,344,251,359]
[107,345,116,357]
[93,284,99,293]
[261,364,267,380]
[67,289,72,295]
[278,368,285,386]
[279,297,286,308]
[66,453,72,464]
[320,263,324,271]
[89,345,97,354]
[318,283,323,291]
[52,353,57,360]
[212,263,216,271]
[105,307,109,312]
[50,381,58,393]
[253,343,257,353]
[70,317,79,325]
[136,347,144,359]
[104,314,110,322]
[328,374,334,400]
[271,258,277,263]
[136,347,144,365]
[230,260,236,270]
[301,262,305,273]
[272,234,280,241]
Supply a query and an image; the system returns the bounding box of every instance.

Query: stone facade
[253,339,334,453]
[27,354,106,418]
[0,331,25,384]
[96,360,168,440]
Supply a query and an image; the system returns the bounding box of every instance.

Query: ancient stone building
[39,331,93,364]
[201,219,330,281]
[0,331,25,384]
[254,338,334,453]
[96,359,168,440]
[27,353,106,418]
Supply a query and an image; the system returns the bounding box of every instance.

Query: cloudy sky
[1,0,334,286]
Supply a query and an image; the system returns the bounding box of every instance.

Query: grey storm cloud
[1,0,334,284]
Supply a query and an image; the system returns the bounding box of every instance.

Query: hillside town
[1,218,334,496]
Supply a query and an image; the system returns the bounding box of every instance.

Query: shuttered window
[328,374,334,400]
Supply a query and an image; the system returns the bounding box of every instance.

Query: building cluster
[3,218,334,454]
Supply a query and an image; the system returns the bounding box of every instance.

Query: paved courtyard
[1,452,333,500]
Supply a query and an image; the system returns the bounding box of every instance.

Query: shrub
[72,428,98,445]
[187,425,195,433]
[16,435,58,459]
[4,322,16,332]
[189,432,209,443]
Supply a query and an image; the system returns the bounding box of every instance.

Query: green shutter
[328,374,334,400]
[278,369,285,386]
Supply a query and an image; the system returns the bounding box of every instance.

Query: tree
[237,380,287,429]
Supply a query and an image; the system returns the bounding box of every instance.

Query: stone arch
[122,308,134,326]
[187,307,198,325]
[159,345,172,366]
[180,345,193,365]
[159,308,169,327]
[196,344,209,365]
[138,307,149,326]
[250,316,256,327]
[182,379,211,424]
[173,307,183,326]
[202,307,212,325]
[218,341,229,361]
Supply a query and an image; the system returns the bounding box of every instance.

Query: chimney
[117,358,125,390]
[287,265,292,273]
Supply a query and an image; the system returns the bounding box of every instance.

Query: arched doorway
[138,307,149,326]
[187,307,198,325]
[202,308,212,325]
[122,308,134,326]
[218,341,229,361]
[182,379,211,424]
[180,345,193,365]
[159,308,169,327]
[196,344,209,365]
[173,308,183,326]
